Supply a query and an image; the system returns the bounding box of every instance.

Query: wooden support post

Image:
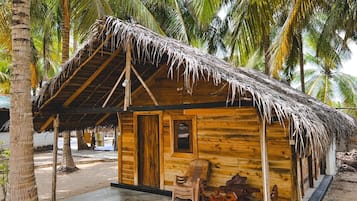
[52,114,59,201]
[260,120,270,201]
[131,64,159,106]
[124,41,131,111]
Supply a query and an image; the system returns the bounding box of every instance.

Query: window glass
[174,120,192,153]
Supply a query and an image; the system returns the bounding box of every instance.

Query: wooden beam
[38,35,116,132]
[63,46,122,107]
[260,120,270,201]
[123,41,132,111]
[47,101,252,115]
[95,65,166,126]
[131,64,158,106]
[52,114,59,201]
[102,68,126,108]
[40,115,55,132]
[39,34,113,111]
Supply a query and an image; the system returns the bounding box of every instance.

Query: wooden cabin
[33,17,357,201]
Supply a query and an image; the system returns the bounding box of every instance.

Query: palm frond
[72,0,113,39]
[110,0,165,35]
[270,0,323,76]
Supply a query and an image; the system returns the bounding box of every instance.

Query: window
[171,115,197,157]
[174,120,192,153]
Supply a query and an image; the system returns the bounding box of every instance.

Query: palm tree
[59,0,114,171]
[109,0,165,35]
[0,0,12,94]
[31,0,62,87]
[0,50,11,94]
[58,0,78,172]
[228,0,284,74]
[293,25,357,117]
[270,0,325,74]
[0,0,52,95]
[8,0,39,199]
[71,0,113,41]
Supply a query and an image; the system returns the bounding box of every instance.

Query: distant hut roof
[33,16,356,155]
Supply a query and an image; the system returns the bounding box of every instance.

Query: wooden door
[137,115,160,188]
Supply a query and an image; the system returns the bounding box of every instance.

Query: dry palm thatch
[35,16,356,156]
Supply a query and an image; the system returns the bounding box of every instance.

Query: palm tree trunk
[60,0,77,172]
[8,0,38,200]
[43,35,48,82]
[76,130,89,150]
[62,0,70,62]
[298,32,305,93]
[263,33,271,75]
[60,131,78,172]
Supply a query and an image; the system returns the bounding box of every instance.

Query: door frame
[133,111,164,189]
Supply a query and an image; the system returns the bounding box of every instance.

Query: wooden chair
[172,159,210,201]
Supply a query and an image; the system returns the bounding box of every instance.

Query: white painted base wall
[326,137,337,175]
[0,132,53,149]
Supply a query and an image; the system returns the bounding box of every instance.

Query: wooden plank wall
[119,107,297,200]
[131,67,235,106]
[119,112,135,185]
[117,67,298,200]
[266,121,293,201]
[162,107,264,200]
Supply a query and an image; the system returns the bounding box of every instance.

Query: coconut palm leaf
[270,0,325,76]
[146,0,190,42]
[0,0,11,51]
[228,0,283,68]
[191,0,223,28]
[110,0,165,35]
[72,0,113,40]
[334,73,357,107]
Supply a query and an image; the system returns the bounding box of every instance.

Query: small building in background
[0,95,10,132]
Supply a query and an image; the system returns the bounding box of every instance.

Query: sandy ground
[0,151,117,201]
[36,161,117,201]
[323,172,357,201]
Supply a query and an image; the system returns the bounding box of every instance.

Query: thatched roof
[33,16,356,155]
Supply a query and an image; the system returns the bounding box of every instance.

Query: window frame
[170,115,197,158]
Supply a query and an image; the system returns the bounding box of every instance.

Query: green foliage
[0,143,9,201]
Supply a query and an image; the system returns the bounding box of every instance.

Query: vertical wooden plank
[52,114,59,201]
[133,112,138,185]
[291,147,299,201]
[159,113,165,189]
[260,120,270,201]
[117,113,122,183]
[124,41,131,111]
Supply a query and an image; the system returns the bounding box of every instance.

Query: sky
[341,42,357,77]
